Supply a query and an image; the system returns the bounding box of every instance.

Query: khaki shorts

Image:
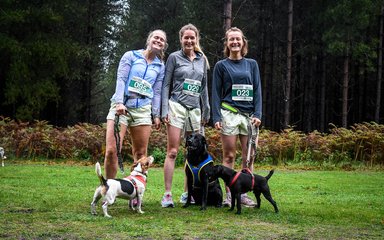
[106,102,152,127]
[168,100,201,131]
[221,109,249,135]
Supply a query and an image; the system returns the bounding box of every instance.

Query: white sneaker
[161,192,174,208]
[180,192,195,204]
[241,193,257,207]
[223,192,231,207]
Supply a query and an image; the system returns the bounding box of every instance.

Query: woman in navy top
[211,27,262,207]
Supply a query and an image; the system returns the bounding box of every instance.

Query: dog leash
[114,114,125,174]
[246,122,259,168]
[178,101,196,138]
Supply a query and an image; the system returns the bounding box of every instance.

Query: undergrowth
[0,116,383,167]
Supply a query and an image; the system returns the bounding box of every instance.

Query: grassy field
[0,161,383,239]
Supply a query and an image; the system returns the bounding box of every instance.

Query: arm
[200,60,210,124]
[161,54,175,122]
[211,61,223,129]
[115,51,132,114]
[252,60,262,126]
[152,64,165,129]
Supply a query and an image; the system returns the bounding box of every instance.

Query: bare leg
[129,125,151,162]
[164,125,182,193]
[221,134,237,195]
[104,119,127,179]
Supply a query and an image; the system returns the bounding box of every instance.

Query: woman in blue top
[211,27,262,207]
[104,29,167,179]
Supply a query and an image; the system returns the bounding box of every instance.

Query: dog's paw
[104,214,112,218]
[138,210,144,214]
[182,203,190,208]
[199,206,207,211]
[235,211,242,215]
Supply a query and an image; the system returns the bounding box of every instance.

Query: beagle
[91,156,154,217]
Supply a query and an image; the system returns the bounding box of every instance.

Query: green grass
[0,162,383,239]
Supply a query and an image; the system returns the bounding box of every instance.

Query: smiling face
[147,30,167,53]
[226,31,243,56]
[181,29,197,52]
[223,27,248,58]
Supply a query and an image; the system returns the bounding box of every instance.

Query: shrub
[1,116,383,166]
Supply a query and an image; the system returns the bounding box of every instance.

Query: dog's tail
[95,162,107,186]
[265,169,275,181]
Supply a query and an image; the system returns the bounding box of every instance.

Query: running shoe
[161,192,174,208]
[179,192,195,204]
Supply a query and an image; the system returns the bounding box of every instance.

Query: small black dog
[209,165,278,214]
[183,133,223,210]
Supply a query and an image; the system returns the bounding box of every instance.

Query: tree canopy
[0,0,383,131]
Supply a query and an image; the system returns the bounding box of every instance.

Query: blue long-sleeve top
[211,58,262,124]
[110,50,165,117]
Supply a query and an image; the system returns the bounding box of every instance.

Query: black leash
[178,101,196,136]
[114,114,125,174]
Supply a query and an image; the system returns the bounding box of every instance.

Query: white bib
[128,76,153,98]
[231,84,253,101]
[182,78,202,97]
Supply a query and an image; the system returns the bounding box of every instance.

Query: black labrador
[183,133,223,210]
[208,165,278,214]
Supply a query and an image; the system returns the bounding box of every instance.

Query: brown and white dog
[91,156,154,217]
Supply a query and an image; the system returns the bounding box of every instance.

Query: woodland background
[1,0,384,132]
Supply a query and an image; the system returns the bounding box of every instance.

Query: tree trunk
[284,0,293,128]
[84,0,94,123]
[320,52,326,132]
[342,54,349,128]
[375,5,383,123]
[223,0,232,31]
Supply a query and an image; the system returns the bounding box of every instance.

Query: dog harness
[124,175,147,188]
[229,168,254,189]
[186,155,213,187]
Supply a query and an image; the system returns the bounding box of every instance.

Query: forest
[1,0,383,132]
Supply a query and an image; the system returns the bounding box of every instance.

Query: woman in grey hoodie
[160,24,210,207]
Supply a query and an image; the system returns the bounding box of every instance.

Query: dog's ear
[133,162,143,173]
[148,156,154,165]
[130,162,138,172]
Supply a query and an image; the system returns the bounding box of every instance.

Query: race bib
[182,78,201,97]
[128,76,153,98]
[232,84,253,101]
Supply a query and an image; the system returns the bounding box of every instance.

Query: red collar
[229,168,254,189]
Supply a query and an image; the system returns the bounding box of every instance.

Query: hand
[116,103,127,115]
[214,121,222,130]
[153,117,161,130]
[162,115,169,124]
[251,117,261,127]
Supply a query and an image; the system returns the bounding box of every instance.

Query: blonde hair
[223,27,248,57]
[145,29,168,61]
[179,23,210,69]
